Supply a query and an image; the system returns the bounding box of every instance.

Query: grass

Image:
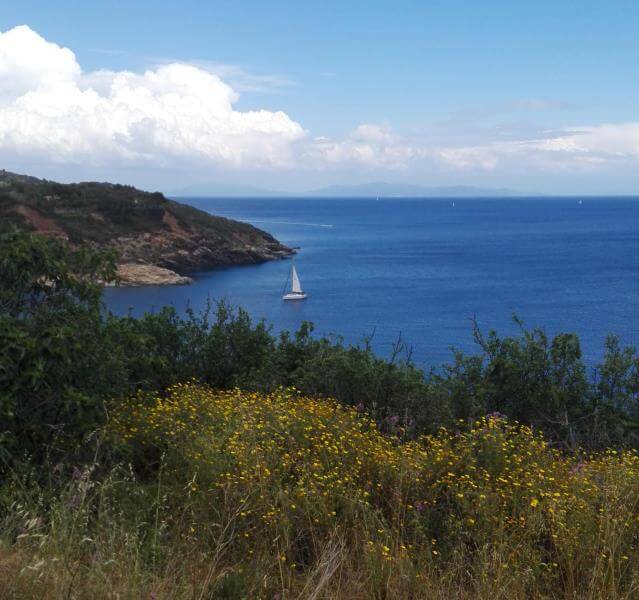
[2,383,639,598]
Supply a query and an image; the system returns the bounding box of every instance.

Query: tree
[0,231,118,463]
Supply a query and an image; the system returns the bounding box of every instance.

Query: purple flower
[486,411,507,421]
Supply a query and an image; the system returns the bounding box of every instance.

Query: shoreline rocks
[113,263,193,286]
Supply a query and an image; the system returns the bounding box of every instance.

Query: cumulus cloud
[0,25,80,99]
[1,24,638,186]
[303,119,639,175]
[0,25,305,169]
[309,124,429,169]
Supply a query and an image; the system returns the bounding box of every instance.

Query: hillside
[0,170,293,284]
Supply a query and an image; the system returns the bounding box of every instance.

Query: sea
[103,197,639,369]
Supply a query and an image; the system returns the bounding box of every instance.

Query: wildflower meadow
[4,233,639,598]
[4,383,639,598]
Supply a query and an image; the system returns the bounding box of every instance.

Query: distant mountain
[171,180,527,198]
[304,182,525,197]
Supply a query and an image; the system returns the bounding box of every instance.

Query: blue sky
[1,1,638,193]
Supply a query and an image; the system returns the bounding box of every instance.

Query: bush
[0,230,119,462]
[4,230,639,469]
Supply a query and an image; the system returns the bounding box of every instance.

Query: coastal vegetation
[0,170,292,286]
[3,231,639,598]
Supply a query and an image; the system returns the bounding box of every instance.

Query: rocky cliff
[0,170,293,285]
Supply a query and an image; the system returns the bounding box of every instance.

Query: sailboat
[282,262,307,300]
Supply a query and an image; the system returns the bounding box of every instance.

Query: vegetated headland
[0,169,293,285]
[3,230,639,597]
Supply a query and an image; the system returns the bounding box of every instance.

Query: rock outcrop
[114,263,193,286]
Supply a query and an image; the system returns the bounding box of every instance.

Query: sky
[1,0,638,194]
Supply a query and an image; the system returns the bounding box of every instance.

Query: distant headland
[0,170,293,286]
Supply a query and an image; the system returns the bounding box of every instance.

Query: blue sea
[103,197,639,368]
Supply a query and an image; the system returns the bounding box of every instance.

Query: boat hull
[282,292,307,301]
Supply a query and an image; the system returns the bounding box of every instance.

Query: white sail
[291,265,302,293]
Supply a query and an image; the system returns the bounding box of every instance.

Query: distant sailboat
[282,262,307,300]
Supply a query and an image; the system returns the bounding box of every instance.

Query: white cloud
[172,60,296,93]
[0,25,80,99]
[531,123,639,159]
[437,146,500,170]
[0,25,305,169]
[432,123,639,172]
[0,25,638,190]
[303,120,639,175]
[309,124,428,169]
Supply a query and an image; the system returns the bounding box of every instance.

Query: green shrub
[3,230,639,471]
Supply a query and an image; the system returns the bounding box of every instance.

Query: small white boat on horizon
[282,262,307,300]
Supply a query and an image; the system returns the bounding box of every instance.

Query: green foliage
[4,229,639,597]
[3,230,639,472]
[0,231,119,461]
[0,229,116,316]
[464,320,593,448]
[0,169,281,248]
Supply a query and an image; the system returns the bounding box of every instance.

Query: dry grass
[2,383,639,599]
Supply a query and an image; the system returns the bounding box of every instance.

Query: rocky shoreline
[107,227,294,285]
[113,263,193,286]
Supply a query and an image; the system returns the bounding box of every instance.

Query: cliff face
[0,170,293,285]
